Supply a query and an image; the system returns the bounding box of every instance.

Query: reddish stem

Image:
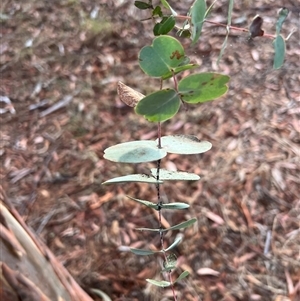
[175,14,276,39]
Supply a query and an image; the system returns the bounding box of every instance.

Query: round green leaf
[139,36,185,77]
[179,73,230,103]
[135,89,181,122]
[103,140,167,163]
[159,135,212,154]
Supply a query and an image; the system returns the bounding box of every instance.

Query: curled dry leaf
[117,81,145,107]
[249,15,264,38]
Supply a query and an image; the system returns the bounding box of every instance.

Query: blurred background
[1,1,299,300]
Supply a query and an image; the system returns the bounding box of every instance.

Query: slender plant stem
[175,14,276,39]
[157,122,162,148]
[156,123,177,300]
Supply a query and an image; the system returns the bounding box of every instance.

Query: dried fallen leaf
[117,81,145,107]
[196,267,220,276]
[202,208,224,225]
[249,15,264,38]
[233,252,256,266]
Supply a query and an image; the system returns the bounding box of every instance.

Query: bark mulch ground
[1,1,299,300]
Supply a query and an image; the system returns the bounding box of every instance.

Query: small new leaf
[152,6,163,17]
[165,236,182,251]
[162,253,177,272]
[134,1,153,10]
[276,7,289,35]
[174,271,190,283]
[153,16,175,35]
[126,195,159,209]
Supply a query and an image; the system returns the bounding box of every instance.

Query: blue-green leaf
[126,196,159,209]
[103,140,167,163]
[137,218,196,232]
[150,168,200,181]
[165,235,182,251]
[161,202,190,210]
[130,248,160,255]
[102,174,163,185]
[159,135,212,155]
[191,0,207,44]
[273,35,285,69]
[174,271,190,282]
[146,279,171,287]
[165,218,197,232]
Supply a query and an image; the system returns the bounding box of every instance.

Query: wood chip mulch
[1,1,299,300]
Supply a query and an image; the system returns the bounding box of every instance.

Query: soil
[1,1,299,300]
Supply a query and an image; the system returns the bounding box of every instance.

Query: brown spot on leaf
[170,50,183,60]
